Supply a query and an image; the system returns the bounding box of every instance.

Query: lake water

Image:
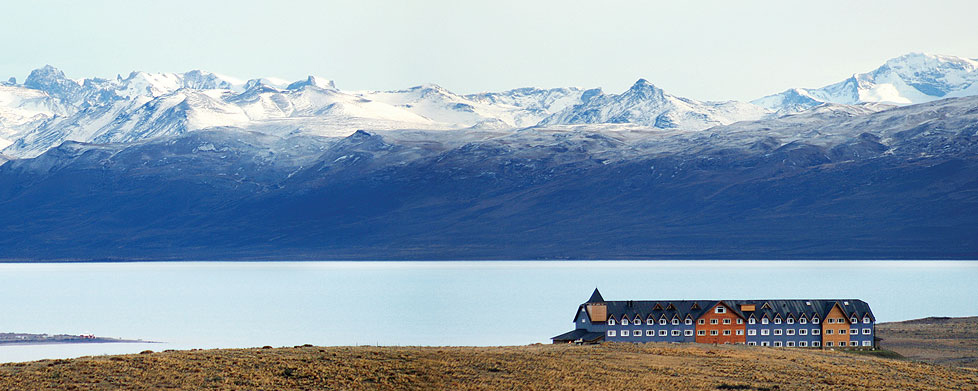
[0,261,975,363]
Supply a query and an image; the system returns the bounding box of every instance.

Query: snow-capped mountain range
[0,52,976,159]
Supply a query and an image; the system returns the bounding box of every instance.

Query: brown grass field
[1,343,976,390]
[877,316,978,369]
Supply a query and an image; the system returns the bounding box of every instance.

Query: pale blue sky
[2,0,976,101]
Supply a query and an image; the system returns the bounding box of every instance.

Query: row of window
[607,329,696,337]
[746,328,872,336]
[697,329,744,336]
[611,318,693,326]
[748,316,872,325]
[746,340,872,347]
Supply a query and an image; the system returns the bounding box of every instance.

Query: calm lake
[0,261,975,363]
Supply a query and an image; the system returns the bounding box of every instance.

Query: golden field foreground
[2,343,977,391]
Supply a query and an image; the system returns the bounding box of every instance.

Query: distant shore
[0,333,154,346]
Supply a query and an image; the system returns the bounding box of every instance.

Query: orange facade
[695,302,746,344]
[821,304,851,348]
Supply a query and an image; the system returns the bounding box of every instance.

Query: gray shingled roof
[551,329,604,342]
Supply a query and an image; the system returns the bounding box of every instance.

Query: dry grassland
[877,316,978,369]
[1,343,976,390]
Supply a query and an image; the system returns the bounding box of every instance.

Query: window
[799,329,808,335]
[774,341,783,347]
[851,317,858,324]
[634,318,642,325]
[862,341,872,347]
[812,329,820,335]
[716,306,726,314]
[843,301,849,306]
[685,319,693,325]
[812,318,819,324]
[826,329,833,335]
[839,329,847,335]
[672,330,681,336]
[607,330,616,337]
[774,318,782,325]
[684,330,693,336]
[659,330,667,336]
[698,319,705,325]
[621,330,629,337]
[799,341,808,347]
[609,319,616,325]
[787,318,794,324]
[710,330,719,336]
[723,319,731,325]
[812,341,820,347]
[672,319,679,325]
[762,318,769,325]
[749,318,756,325]
[646,330,654,336]
[863,317,871,324]
[862,328,871,335]
[826,341,833,347]
[774,329,783,336]
[736,330,744,336]
[748,330,757,336]
[850,341,858,347]
[622,319,629,326]
[748,341,757,346]
[760,341,770,347]
[786,329,795,335]
[660,319,667,325]
[711,319,719,325]
[737,319,744,324]
[787,341,795,347]
[827,318,835,324]
[761,329,770,336]
[723,330,731,335]
[634,330,642,337]
[850,329,858,335]
[698,330,706,336]
[800,318,807,324]
[837,318,845,323]
[647,319,654,325]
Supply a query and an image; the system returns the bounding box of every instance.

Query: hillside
[1,344,975,390]
[877,316,978,369]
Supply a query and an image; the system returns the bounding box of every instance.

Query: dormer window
[685,318,693,325]
[863,317,871,323]
[774,318,782,325]
[647,318,655,325]
[634,317,642,325]
[851,317,858,324]
[672,318,679,325]
[762,318,769,325]
[812,317,819,324]
[659,318,667,325]
[749,317,756,325]
[622,318,629,326]
[787,318,794,324]
[800,317,807,324]
[716,306,726,314]
[609,318,616,325]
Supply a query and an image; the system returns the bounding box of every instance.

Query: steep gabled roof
[587,288,605,303]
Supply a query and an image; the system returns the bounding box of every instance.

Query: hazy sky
[2,0,976,101]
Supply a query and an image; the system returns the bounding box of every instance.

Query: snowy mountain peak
[287,75,336,90]
[755,52,978,114]
[24,65,81,100]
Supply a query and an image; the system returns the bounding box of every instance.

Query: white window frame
[826,329,833,335]
[786,329,795,335]
[812,329,820,335]
[748,341,757,346]
[826,341,834,347]
[711,319,719,325]
[710,330,719,336]
[760,341,770,347]
[608,318,616,325]
[672,330,681,336]
[839,329,847,335]
[786,341,795,347]
[799,341,808,347]
[862,341,872,347]
[659,319,667,325]
[685,318,693,325]
[774,329,783,336]
[634,330,642,337]
[812,318,819,324]
[774,318,782,325]
[607,330,616,337]
[799,318,807,324]
[862,328,871,335]
[863,317,871,324]
[851,317,858,324]
[799,329,808,335]
[762,318,769,325]
[684,330,693,336]
[812,341,821,347]
[634,318,642,325]
[736,330,744,336]
[749,318,756,325]
[723,319,731,325]
[697,330,705,336]
[723,330,731,336]
[787,318,794,324]
[646,330,654,336]
[773,341,783,347]
[850,329,858,335]
[658,330,667,336]
[850,341,858,347]
[621,330,630,337]
[622,318,629,326]
[672,319,679,325]
[647,319,654,325]
[761,329,770,336]
[698,319,705,325]
[748,329,757,336]
[716,306,726,314]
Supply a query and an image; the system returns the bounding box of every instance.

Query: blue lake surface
[0,260,976,362]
